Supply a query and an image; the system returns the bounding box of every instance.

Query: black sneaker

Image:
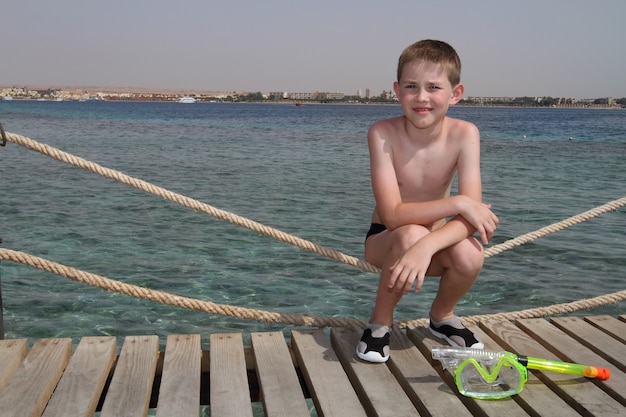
[429,316,484,349]
[356,326,390,363]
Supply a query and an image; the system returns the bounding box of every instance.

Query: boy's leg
[369,253,404,326]
[356,258,400,362]
[429,236,484,321]
[357,225,428,362]
[428,236,485,348]
[367,225,430,326]
[365,227,483,326]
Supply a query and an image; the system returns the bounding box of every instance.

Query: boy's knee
[392,224,429,254]
[451,238,484,275]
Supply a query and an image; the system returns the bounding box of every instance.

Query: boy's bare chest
[393,146,457,198]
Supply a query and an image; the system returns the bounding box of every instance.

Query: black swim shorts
[366,223,387,240]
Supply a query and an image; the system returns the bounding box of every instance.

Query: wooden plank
[209,333,253,417]
[551,316,626,372]
[0,339,28,393]
[41,336,116,417]
[99,335,159,417]
[331,327,420,417]
[517,318,626,409]
[388,327,473,417]
[291,329,367,417]
[485,318,626,416]
[585,315,626,344]
[251,332,310,417]
[0,338,71,417]
[409,325,530,417]
[156,334,201,417]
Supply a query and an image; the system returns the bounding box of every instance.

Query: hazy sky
[3,0,625,99]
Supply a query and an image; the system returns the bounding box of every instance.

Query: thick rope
[0,248,365,328]
[4,131,379,273]
[485,196,626,258]
[0,247,624,328]
[4,131,625,271]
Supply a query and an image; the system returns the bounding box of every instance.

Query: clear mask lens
[454,355,528,399]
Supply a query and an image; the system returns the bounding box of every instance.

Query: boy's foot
[356,325,390,363]
[429,315,484,349]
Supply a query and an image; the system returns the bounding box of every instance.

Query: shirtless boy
[356,40,499,363]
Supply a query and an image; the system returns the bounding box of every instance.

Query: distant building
[315,92,345,101]
[269,92,288,100]
[381,90,397,101]
[288,92,315,100]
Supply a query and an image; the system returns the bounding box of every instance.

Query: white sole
[356,346,389,363]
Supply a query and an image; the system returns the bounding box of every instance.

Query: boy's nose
[415,88,428,102]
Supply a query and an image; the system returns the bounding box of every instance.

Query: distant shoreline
[1,85,623,109]
[1,97,622,110]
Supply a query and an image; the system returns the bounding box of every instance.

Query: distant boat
[295,101,303,106]
[2,96,13,101]
[178,97,197,104]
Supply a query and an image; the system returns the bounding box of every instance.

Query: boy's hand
[459,197,499,245]
[388,240,434,294]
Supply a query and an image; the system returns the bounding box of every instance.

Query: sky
[3,0,625,99]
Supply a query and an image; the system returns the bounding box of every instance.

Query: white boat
[178,97,197,104]
[2,96,13,101]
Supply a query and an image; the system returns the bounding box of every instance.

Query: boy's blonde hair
[397,39,461,86]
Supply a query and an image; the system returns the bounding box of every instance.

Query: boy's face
[394,60,464,130]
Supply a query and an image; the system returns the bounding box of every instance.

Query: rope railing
[3,131,379,273]
[1,130,624,327]
[0,247,624,328]
[4,131,626,269]
[484,196,626,258]
[0,248,364,328]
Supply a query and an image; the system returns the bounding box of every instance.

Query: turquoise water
[0,101,624,348]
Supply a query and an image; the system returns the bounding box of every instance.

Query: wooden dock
[0,315,624,417]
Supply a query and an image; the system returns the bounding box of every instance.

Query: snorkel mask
[432,346,610,400]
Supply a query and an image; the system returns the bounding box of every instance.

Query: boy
[356,40,499,363]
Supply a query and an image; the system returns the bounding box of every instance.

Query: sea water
[0,101,624,348]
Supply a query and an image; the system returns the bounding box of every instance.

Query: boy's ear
[450,83,464,105]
